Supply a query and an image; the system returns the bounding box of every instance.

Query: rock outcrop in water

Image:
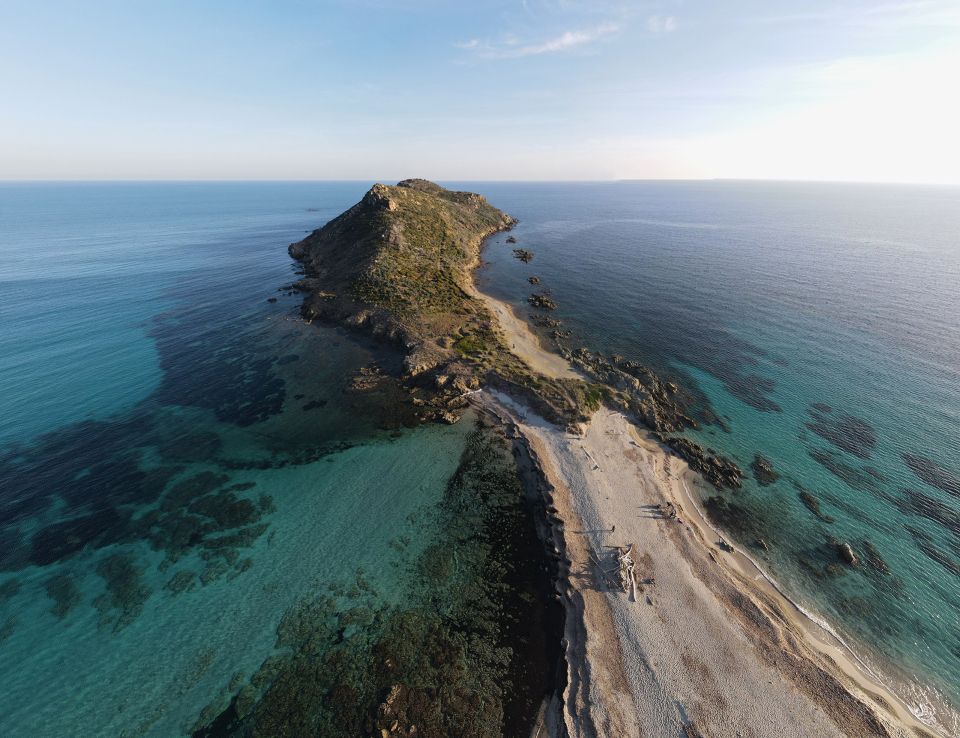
[664,437,744,490]
[835,541,859,567]
[750,455,779,486]
[528,293,557,310]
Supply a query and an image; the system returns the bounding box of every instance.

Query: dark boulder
[665,437,743,490]
[528,293,557,310]
[836,541,858,566]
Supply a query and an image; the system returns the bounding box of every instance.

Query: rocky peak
[396,178,443,193]
[362,183,398,211]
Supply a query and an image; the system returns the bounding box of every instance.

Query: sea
[0,180,958,735]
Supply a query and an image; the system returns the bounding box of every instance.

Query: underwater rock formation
[902,453,960,498]
[191,421,562,738]
[750,455,779,486]
[805,406,877,459]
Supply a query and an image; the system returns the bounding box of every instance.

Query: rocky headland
[290,179,742,488]
[289,179,600,427]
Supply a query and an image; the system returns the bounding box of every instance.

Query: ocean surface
[1,180,958,735]
[0,182,557,737]
[475,180,960,733]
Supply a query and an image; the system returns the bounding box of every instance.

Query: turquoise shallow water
[473,180,960,733]
[0,183,559,736]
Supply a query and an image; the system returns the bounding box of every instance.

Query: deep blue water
[1,181,958,734]
[0,182,359,445]
[474,180,960,732]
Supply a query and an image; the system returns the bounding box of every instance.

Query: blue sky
[2,0,958,182]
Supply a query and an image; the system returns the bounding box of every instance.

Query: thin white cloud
[457,21,620,59]
[647,15,677,33]
[752,0,960,28]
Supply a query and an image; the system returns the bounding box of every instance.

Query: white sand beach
[473,288,938,738]
[466,271,582,381]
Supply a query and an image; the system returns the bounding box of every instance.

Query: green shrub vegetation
[290,179,601,425]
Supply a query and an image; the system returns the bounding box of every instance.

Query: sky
[1,0,959,183]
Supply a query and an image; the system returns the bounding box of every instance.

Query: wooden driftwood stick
[617,544,638,602]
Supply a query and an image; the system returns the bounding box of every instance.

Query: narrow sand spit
[466,279,582,380]
[469,290,937,738]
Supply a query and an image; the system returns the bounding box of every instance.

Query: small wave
[679,478,955,735]
[617,218,722,230]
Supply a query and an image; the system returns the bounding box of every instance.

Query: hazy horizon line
[1,177,958,187]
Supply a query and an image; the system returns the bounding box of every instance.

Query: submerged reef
[902,453,960,498]
[94,552,151,632]
[808,448,882,493]
[805,405,877,459]
[191,420,562,738]
[45,573,82,618]
[703,496,757,537]
[893,488,960,537]
[798,489,836,524]
[750,454,779,486]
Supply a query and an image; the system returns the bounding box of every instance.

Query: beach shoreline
[465,275,582,381]
[470,284,943,738]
